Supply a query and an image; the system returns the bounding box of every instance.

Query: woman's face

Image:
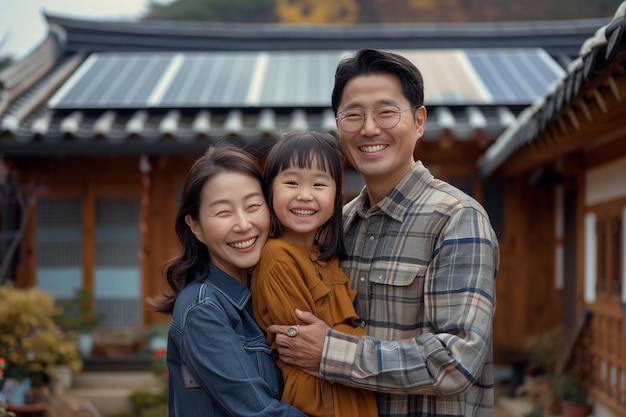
[185,171,269,283]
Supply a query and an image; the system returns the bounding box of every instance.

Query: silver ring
[286,325,299,337]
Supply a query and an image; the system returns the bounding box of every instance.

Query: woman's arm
[182,301,307,417]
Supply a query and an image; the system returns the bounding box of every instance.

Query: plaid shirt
[321,161,499,417]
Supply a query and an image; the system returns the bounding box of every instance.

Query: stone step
[83,353,154,372]
[72,371,161,390]
[62,386,163,417]
[58,371,164,417]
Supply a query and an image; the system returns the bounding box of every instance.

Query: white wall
[585,156,626,206]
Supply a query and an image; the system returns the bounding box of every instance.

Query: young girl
[251,132,378,417]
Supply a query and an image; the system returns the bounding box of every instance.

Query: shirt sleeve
[321,206,499,396]
[183,301,307,417]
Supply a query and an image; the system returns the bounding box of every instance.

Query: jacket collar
[202,263,251,311]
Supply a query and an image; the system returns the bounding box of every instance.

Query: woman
[150,144,307,417]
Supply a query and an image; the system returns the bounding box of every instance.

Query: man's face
[335,73,426,197]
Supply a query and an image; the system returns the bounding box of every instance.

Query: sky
[0,0,165,59]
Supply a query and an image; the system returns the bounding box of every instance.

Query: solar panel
[49,53,173,108]
[465,49,564,104]
[258,52,340,106]
[159,53,259,107]
[48,49,564,110]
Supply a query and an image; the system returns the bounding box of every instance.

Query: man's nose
[361,113,381,135]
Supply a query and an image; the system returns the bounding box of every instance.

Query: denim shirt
[167,263,306,417]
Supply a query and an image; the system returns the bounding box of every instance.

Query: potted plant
[91,328,147,357]
[1,357,17,416]
[48,330,83,394]
[558,371,592,417]
[56,289,102,357]
[524,325,568,415]
[0,284,81,404]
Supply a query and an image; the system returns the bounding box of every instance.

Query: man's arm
[268,309,328,373]
[271,207,498,396]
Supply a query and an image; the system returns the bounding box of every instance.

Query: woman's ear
[184,215,204,244]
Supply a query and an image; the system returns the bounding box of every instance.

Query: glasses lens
[338,109,365,132]
[373,106,401,129]
[337,106,403,132]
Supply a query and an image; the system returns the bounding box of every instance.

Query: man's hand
[268,309,329,374]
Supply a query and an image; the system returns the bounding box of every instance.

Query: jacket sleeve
[182,301,307,417]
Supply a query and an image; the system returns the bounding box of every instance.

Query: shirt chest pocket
[368,261,426,304]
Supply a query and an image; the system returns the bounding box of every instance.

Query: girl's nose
[297,191,313,201]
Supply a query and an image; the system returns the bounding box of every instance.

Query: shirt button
[369,235,375,240]
[360,277,365,282]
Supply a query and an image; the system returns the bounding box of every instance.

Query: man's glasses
[336,105,416,133]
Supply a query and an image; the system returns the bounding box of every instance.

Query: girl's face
[271,161,336,246]
[185,171,269,283]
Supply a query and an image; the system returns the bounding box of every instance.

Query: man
[269,48,499,417]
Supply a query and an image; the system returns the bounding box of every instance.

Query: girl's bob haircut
[263,131,346,261]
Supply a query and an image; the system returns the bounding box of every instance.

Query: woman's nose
[233,211,252,231]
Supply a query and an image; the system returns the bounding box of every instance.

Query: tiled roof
[0,13,608,157]
[478,1,626,177]
[45,13,605,56]
[0,105,525,156]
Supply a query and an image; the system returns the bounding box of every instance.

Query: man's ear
[415,106,427,128]
[414,105,427,138]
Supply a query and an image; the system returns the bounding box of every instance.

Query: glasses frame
[336,105,417,133]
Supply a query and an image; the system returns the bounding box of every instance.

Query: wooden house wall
[11,142,492,329]
[491,175,565,364]
[13,154,196,327]
[488,43,626,414]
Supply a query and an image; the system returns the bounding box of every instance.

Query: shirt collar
[348,161,433,223]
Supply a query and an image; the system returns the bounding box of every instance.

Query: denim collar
[202,263,251,311]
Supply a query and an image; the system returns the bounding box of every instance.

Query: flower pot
[543,395,562,416]
[562,401,592,417]
[0,378,32,405]
[77,333,94,357]
[50,365,73,394]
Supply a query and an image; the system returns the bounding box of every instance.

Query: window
[590,202,625,301]
[94,199,142,329]
[35,197,142,329]
[35,199,83,298]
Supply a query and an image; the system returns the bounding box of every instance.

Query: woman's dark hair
[263,131,346,262]
[331,48,425,115]
[151,144,263,314]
